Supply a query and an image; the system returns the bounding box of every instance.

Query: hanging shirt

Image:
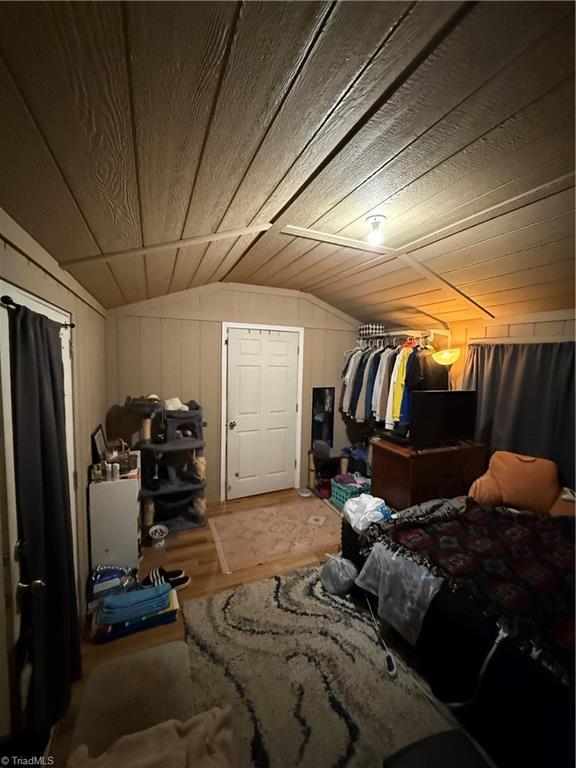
[419,349,450,389]
[399,347,420,425]
[356,348,381,422]
[364,349,384,419]
[338,380,346,412]
[342,350,363,414]
[393,348,413,422]
[348,350,371,416]
[375,349,397,423]
[385,352,403,428]
[339,351,356,411]
[386,348,412,427]
[371,350,387,414]
[341,350,355,378]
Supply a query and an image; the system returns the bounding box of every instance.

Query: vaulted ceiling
[0,1,574,325]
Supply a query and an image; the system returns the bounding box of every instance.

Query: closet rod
[0,295,76,328]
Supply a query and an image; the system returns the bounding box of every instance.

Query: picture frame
[91,424,107,464]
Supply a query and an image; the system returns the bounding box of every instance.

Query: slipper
[141,567,190,591]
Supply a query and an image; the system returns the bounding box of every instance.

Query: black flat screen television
[409,390,477,448]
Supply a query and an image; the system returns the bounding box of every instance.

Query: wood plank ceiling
[0,1,573,324]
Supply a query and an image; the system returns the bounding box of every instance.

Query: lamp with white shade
[432,348,461,366]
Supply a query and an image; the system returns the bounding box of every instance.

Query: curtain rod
[0,295,76,328]
[468,335,573,345]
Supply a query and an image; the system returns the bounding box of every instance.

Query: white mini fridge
[89,472,140,569]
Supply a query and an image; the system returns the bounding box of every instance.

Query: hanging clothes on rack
[339,328,450,426]
[396,343,450,430]
[398,343,420,428]
[355,344,383,422]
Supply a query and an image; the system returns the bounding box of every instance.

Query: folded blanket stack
[92,583,179,643]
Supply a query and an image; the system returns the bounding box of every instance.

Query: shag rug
[183,567,455,767]
[209,498,340,574]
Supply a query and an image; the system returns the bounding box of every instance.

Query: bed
[342,491,575,768]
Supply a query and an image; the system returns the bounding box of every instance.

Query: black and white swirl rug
[182,566,455,767]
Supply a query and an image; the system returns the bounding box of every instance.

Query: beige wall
[449,309,575,386]
[0,210,107,610]
[106,283,358,500]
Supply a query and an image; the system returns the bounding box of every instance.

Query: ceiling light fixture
[365,215,386,245]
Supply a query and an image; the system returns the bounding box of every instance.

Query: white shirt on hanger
[342,349,363,414]
[375,348,395,422]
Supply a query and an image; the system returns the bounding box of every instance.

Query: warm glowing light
[366,215,386,245]
[367,228,384,245]
[432,348,461,366]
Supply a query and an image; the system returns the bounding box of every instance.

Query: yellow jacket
[392,348,413,422]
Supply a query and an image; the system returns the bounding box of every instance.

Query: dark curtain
[462,342,575,487]
[9,306,80,736]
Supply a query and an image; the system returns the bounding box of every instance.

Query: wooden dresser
[370,438,486,511]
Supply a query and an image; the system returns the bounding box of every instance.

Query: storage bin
[330,477,371,509]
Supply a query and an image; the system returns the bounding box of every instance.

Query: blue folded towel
[100,597,170,624]
[100,583,171,625]
[102,582,170,609]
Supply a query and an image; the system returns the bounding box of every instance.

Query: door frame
[220,322,304,502]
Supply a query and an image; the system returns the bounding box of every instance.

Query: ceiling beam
[283,225,396,257]
[282,224,495,319]
[393,249,495,318]
[60,223,272,269]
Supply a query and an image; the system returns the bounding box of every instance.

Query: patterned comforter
[360,497,575,683]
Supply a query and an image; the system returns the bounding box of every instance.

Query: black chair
[312,440,340,480]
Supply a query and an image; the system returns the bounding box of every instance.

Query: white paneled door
[226,327,299,499]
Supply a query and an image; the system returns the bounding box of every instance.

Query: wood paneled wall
[450,309,575,386]
[106,283,358,499]
[0,211,107,611]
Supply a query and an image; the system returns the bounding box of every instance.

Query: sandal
[141,567,190,591]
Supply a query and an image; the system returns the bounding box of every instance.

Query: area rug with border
[183,565,456,767]
[209,497,341,574]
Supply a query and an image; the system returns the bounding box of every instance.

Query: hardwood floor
[81,488,338,672]
[52,489,339,762]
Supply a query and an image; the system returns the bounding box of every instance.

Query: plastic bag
[320,555,358,595]
[356,543,444,645]
[343,493,391,533]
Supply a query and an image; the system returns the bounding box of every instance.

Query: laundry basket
[330,477,371,509]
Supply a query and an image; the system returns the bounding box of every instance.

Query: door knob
[16,579,45,607]
[17,579,46,596]
[228,421,237,430]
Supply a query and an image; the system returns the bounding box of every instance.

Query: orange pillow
[468,472,503,506]
[469,451,561,515]
[549,494,576,517]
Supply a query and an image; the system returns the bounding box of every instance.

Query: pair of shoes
[141,566,190,591]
